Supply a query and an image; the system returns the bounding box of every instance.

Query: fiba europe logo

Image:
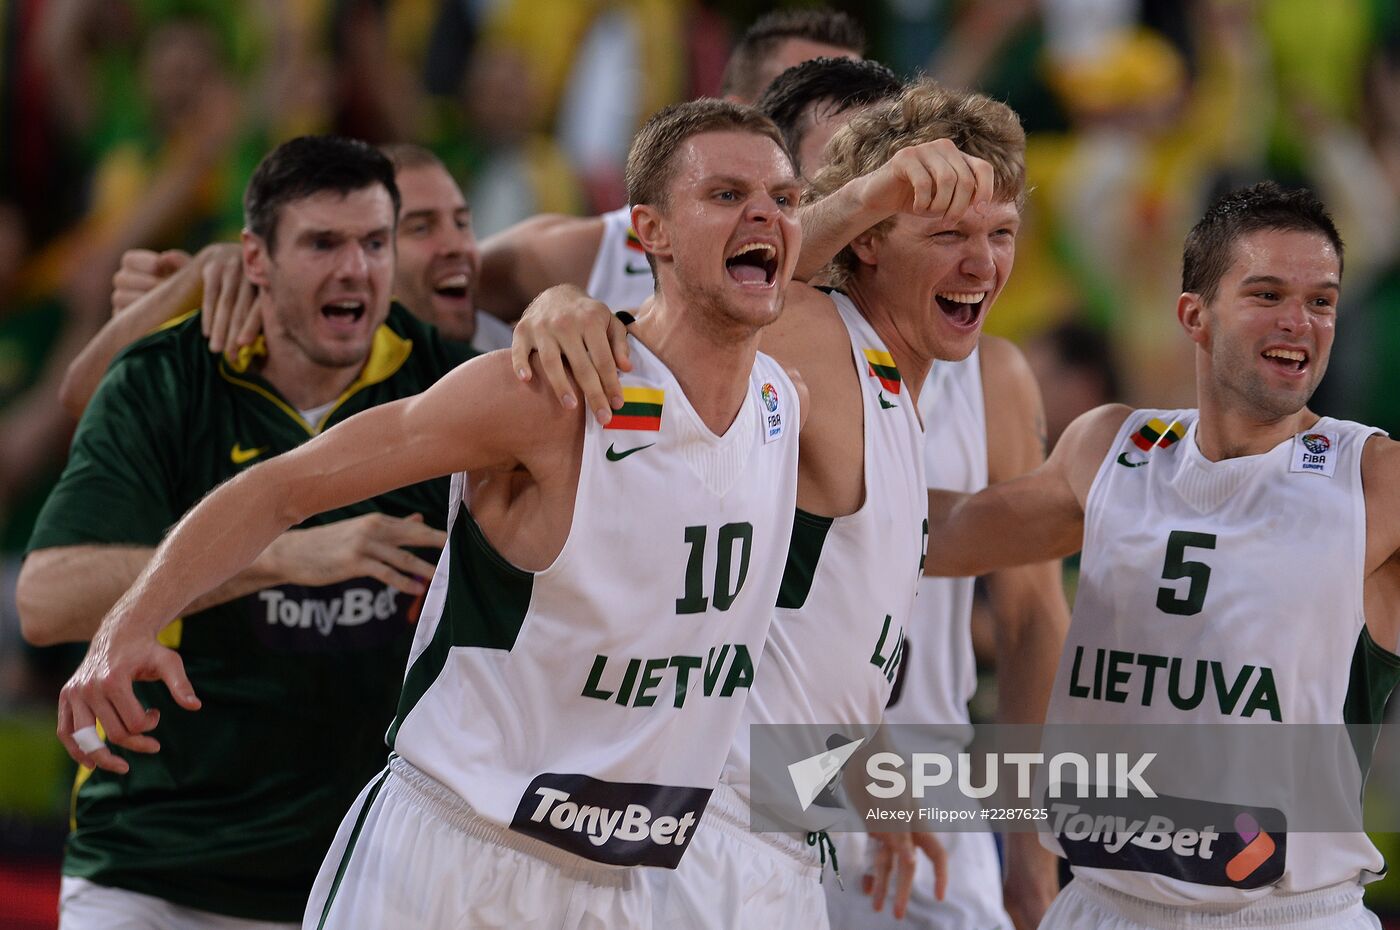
[760,382,784,441]
[761,383,779,413]
[1225,813,1276,883]
[1301,433,1331,455]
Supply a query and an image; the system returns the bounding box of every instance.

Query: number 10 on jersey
[677,523,754,614]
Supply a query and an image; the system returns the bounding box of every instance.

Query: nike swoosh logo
[606,442,654,461]
[624,263,650,275]
[231,443,267,465]
[878,392,897,409]
[1116,452,1147,468]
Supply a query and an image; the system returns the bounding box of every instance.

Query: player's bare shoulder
[415,349,586,480]
[781,363,811,432]
[758,282,846,369]
[978,335,1047,478]
[1053,403,1135,506]
[761,283,859,436]
[1361,432,1400,574]
[977,334,1035,386]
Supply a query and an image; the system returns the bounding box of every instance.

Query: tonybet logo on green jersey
[259,585,401,633]
[253,581,413,652]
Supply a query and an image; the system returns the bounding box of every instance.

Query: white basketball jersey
[726,291,927,827]
[883,350,987,738]
[585,206,655,310]
[389,338,800,870]
[1046,409,1398,905]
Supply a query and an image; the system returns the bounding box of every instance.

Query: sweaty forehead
[397,164,467,213]
[672,131,796,186]
[1226,228,1340,282]
[277,187,395,237]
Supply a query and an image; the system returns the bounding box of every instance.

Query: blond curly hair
[808,80,1026,286]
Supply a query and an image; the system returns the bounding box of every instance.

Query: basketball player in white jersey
[784,86,1064,929]
[473,9,864,336]
[511,81,1030,927]
[765,65,1067,930]
[923,182,1400,929]
[54,101,810,929]
[817,349,1064,930]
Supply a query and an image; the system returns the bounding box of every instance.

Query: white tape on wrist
[74,725,105,754]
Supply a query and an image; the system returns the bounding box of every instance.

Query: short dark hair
[720,8,865,101]
[379,142,446,174]
[756,57,903,173]
[1182,181,1344,303]
[244,136,400,253]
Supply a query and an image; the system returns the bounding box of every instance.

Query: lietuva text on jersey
[580,643,755,707]
[1064,646,1281,721]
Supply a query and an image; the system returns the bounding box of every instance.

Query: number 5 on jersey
[1157,530,1217,616]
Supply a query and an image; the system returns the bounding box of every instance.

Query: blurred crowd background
[1,0,1398,925]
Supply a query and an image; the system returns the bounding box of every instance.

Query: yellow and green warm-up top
[28,304,473,922]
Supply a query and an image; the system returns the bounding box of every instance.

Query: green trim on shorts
[317,765,392,930]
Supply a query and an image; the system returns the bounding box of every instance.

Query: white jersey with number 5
[388,337,800,871]
[1046,408,1399,906]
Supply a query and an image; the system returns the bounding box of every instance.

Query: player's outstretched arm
[55,352,576,773]
[477,214,606,322]
[926,403,1128,577]
[796,138,995,281]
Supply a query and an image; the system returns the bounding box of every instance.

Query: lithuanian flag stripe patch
[863,348,902,395]
[626,227,644,252]
[610,387,664,430]
[1131,418,1185,451]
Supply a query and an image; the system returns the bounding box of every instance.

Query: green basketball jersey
[28,304,473,921]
